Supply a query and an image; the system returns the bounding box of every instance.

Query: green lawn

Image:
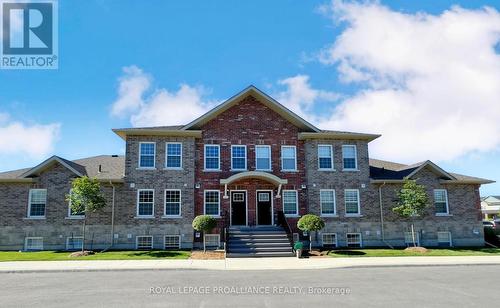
[0,250,191,262]
[326,248,500,258]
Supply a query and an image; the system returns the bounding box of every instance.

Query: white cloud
[110,66,217,127]
[306,1,500,163]
[0,113,60,158]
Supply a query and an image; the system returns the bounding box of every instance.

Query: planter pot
[296,249,302,258]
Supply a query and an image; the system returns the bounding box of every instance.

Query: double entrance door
[230,191,273,226]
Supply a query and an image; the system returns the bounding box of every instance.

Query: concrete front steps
[226,226,294,258]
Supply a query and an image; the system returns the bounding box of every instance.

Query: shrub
[297,214,325,251]
[192,215,217,232]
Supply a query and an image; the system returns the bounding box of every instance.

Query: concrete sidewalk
[1,256,500,273]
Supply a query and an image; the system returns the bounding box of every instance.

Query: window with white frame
[137,189,154,217]
[318,145,334,170]
[204,234,220,249]
[255,145,271,170]
[164,235,181,249]
[281,146,297,171]
[232,192,245,202]
[67,189,84,218]
[28,189,46,218]
[258,192,270,202]
[344,189,360,215]
[66,236,83,250]
[25,237,43,251]
[437,231,452,247]
[166,143,182,169]
[139,142,155,168]
[322,233,337,247]
[136,236,153,250]
[282,190,298,216]
[434,189,449,214]
[342,145,357,170]
[404,232,420,246]
[320,190,336,216]
[231,145,247,170]
[204,145,220,170]
[164,190,181,217]
[204,190,220,216]
[346,233,362,248]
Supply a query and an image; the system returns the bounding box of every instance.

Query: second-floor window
[255,145,271,171]
[318,145,334,170]
[166,143,182,169]
[282,190,298,216]
[231,145,247,170]
[139,142,155,168]
[281,146,297,171]
[28,189,46,218]
[137,189,154,217]
[345,189,360,215]
[320,189,336,216]
[434,189,449,215]
[342,145,357,170]
[164,190,181,217]
[204,145,220,170]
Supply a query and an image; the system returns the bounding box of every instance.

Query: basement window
[346,233,362,248]
[164,235,181,250]
[136,236,153,250]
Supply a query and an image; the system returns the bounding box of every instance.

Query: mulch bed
[190,250,225,260]
[69,250,95,258]
[404,246,429,253]
[304,250,329,258]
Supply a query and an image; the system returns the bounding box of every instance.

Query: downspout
[379,181,394,249]
[102,181,116,252]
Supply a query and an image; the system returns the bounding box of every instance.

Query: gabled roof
[181,85,321,132]
[21,155,86,178]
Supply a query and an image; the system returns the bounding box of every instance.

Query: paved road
[1,265,499,307]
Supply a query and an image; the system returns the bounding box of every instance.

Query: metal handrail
[220,210,230,252]
[277,210,294,252]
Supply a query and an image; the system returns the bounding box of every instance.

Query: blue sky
[1,0,500,195]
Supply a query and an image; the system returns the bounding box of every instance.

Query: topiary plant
[297,214,325,251]
[192,215,218,251]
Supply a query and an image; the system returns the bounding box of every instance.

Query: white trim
[434,189,449,215]
[138,142,156,169]
[136,235,154,250]
[404,231,421,246]
[437,231,453,247]
[318,144,334,171]
[24,237,43,251]
[320,189,336,216]
[204,234,220,248]
[256,190,274,226]
[204,190,221,217]
[165,142,183,170]
[322,233,338,247]
[346,233,362,248]
[230,190,248,226]
[255,145,272,171]
[344,189,361,215]
[66,236,84,251]
[281,145,297,172]
[230,145,247,171]
[164,235,181,249]
[204,144,221,171]
[164,189,182,218]
[282,190,299,216]
[136,189,155,218]
[342,145,358,171]
[28,188,47,218]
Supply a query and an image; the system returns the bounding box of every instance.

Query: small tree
[392,179,429,247]
[192,215,217,252]
[66,177,107,252]
[297,214,325,251]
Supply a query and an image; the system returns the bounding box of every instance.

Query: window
[28,189,46,218]
[281,146,297,171]
[342,145,357,170]
[204,190,220,216]
[136,236,153,250]
[346,233,362,248]
[66,237,83,250]
[258,192,270,202]
[67,189,84,218]
[322,233,337,247]
[232,192,244,202]
[231,145,247,170]
[320,190,336,216]
[166,143,182,169]
[404,232,420,246]
[344,189,360,215]
[255,145,271,171]
[25,237,43,251]
[204,145,220,170]
[204,234,220,249]
[164,235,181,249]
[282,190,298,216]
[137,189,154,217]
[437,231,452,247]
[139,142,155,168]
[434,189,449,215]
[164,190,181,217]
[318,145,334,170]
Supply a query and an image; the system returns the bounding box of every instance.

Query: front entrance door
[257,191,272,225]
[231,191,246,226]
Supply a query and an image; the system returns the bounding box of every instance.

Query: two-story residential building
[0,86,494,254]
[481,196,500,220]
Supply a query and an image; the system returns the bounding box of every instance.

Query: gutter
[378,181,394,249]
